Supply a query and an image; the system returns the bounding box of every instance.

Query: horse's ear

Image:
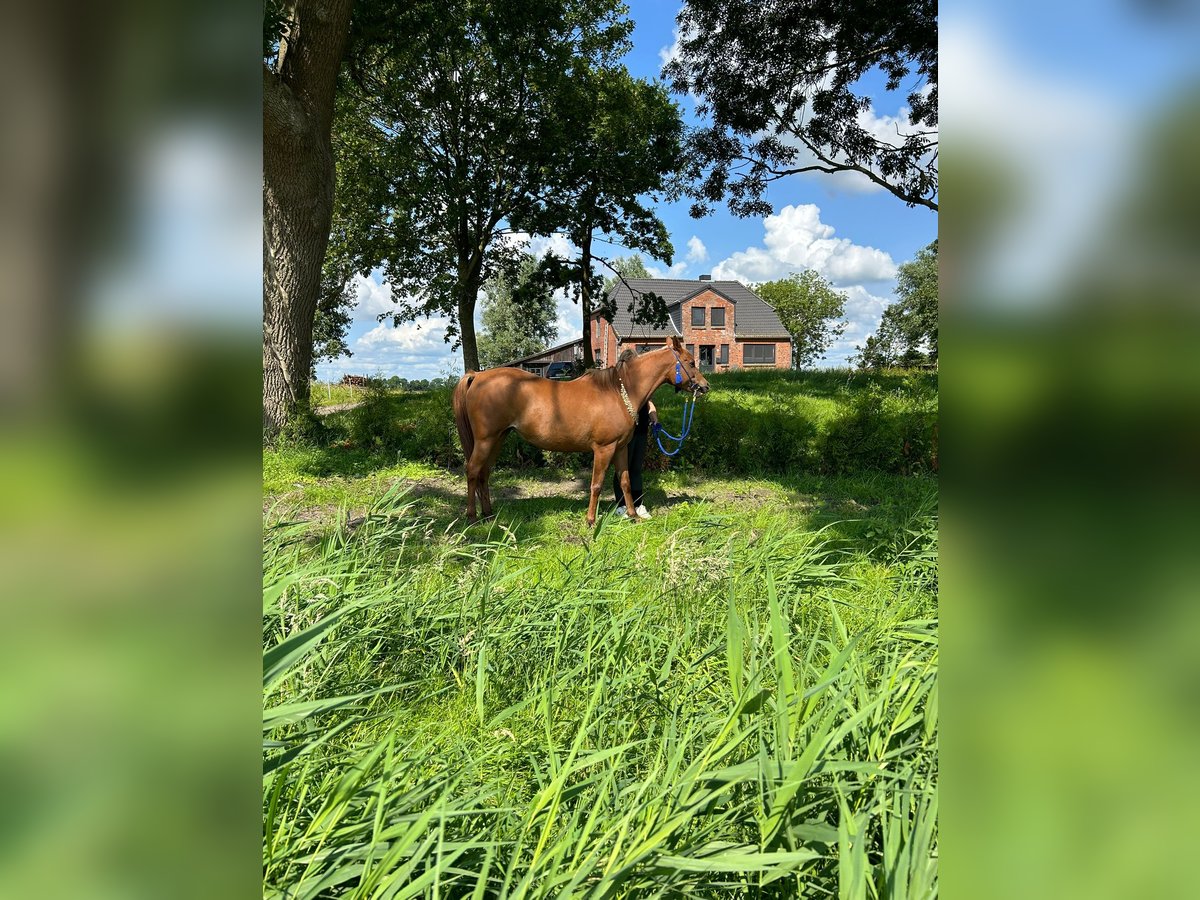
[669,335,682,351]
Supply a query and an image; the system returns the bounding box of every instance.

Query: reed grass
[263,481,937,898]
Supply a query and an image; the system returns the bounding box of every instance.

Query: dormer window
[711,307,725,327]
[691,306,705,327]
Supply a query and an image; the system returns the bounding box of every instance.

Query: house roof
[602,278,791,340]
[498,337,582,368]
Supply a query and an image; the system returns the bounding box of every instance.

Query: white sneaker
[635,504,652,520]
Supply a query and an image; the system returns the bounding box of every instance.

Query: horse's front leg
[587,444,616,527]
[614,444,637,518]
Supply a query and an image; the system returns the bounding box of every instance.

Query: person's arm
[648,401,658,425]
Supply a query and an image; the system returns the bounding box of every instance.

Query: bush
[817,377,938,475]
[344,382,459,466]
[275,406,330,448]
[305,369,937,478]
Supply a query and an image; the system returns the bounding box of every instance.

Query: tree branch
[739,133,938,211]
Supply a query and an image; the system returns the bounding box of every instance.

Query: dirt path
[314,401,364,416]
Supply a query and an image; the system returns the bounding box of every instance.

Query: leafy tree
[600,254,651,296]
[477,254,559,368]
[854,317,904,370]
[894,239,938,360]
[523,67,685,366]
[331,0,633,372]
[310,112,400,377]
[855,240,938,368]
[263,0,356,436]
[754,271,848,368]
[311,258,356,377]
[664,0,938,215]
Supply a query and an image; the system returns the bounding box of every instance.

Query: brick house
[590,276,792,371]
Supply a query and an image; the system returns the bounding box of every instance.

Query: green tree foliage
[754,271,849,368]
[523,67,685,365]
[664,0,938,214]
[600,254,651,296]
[856,240,939,368]
[329,0,633,372]
[311,258,356,377]
[477,254,559,369]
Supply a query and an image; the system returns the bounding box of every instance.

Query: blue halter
[655,345,697,456]
[652,396,696,456]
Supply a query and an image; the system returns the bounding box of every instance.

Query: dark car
[544,361,573,380]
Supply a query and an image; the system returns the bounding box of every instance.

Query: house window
[637,344,654,354]
[686,344,695,358]
[711,307,725,327]
[691,306,705,327]
[743,344,776,364]
[718,344,729,365]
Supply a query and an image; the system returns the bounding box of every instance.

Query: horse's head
[668,336,710,396]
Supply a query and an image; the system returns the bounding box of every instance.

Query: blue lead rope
[652,395,697,457]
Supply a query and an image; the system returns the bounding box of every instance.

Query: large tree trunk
[579,230,594,367]
[262,0,354,438]
[456,250,484,372]
[458,291,480,372]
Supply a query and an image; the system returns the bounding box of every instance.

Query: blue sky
[316,1,939,381]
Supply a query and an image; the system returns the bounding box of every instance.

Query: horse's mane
[580,349,638,391]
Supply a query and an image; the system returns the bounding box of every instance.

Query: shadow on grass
[274,445,937,551]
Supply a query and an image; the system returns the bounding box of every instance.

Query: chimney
[698,274,711,281]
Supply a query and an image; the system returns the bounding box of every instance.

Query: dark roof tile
[603,279,790,340]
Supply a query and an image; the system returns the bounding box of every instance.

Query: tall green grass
[263,486,937,897]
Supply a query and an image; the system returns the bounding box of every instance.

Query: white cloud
[503,231,576,261]
[706,205,905,367]
[711,204,896,285]
[357,316,451,352]
[645,261,688,278]
[686,235,708,264]
[314,313,461,382]
[658,16,687,70]
[816,284,894,366]
[555,295,583,344]
[350,273,396,322]
[528,233,574,260]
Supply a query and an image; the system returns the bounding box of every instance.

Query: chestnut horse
[453,336,710,525]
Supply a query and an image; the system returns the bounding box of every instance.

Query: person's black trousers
[613,405,649,508]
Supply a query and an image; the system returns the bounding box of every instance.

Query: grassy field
[311,381,371,409]
[263,370,938,898]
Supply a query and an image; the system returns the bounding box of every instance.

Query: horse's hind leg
[467,436,502,521]
[587,444,616,527]
[466,439,493,523]
[465,460,480,523]
[478,437,505,518]
[614,444,637,517]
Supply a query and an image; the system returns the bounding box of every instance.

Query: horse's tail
[453,372,477,462]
